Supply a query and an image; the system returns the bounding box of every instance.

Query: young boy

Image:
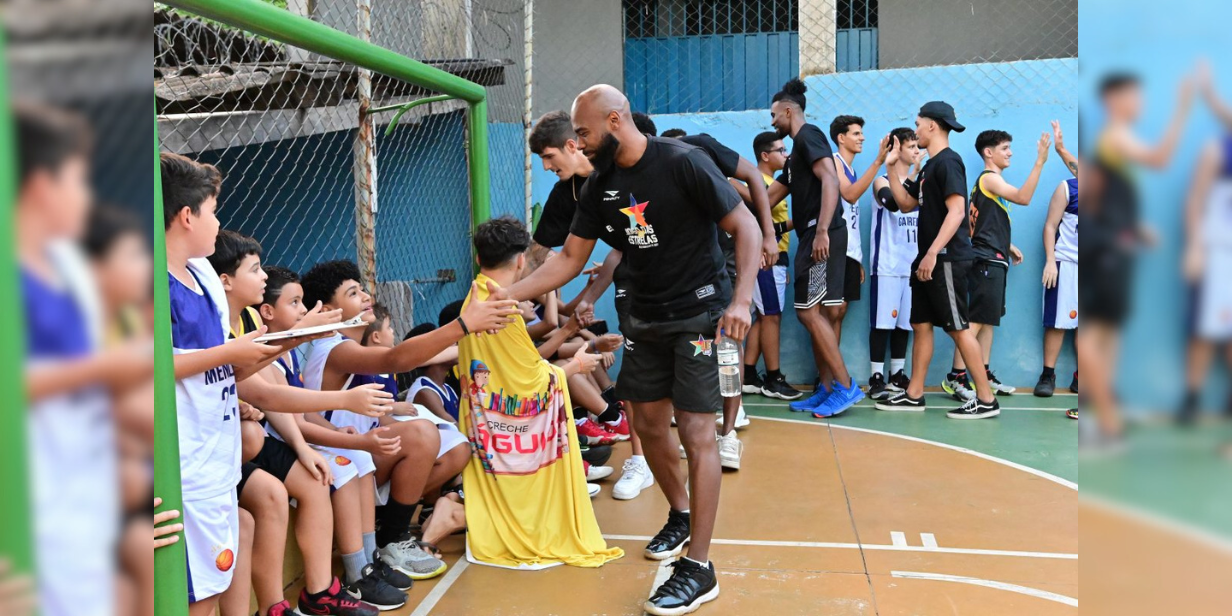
[867,128,922,399]
[874,102,1001,419]
[944,129,1049,399]
[742,131,801,401]
[1036,178,1080,405]
[299,259,518,577]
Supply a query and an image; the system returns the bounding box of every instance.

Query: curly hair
[301,260,363,308]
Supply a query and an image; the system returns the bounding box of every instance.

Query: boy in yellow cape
[458,216,623,569]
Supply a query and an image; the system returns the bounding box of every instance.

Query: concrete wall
[878,0,1077,69]
[532,58,1077,390]
[530,0,624,117]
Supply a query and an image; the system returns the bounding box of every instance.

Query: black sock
[306,582,336,601]
[573,404,588,420]
[766,369,782,380]
[743,363,759,375]
[600,386,617,405]
[1041,366,1056,378]
[889,329,910,363]
[596,401,621,424]
[869,328,890,365]
[375,497,419,547]
[949,369,966,381]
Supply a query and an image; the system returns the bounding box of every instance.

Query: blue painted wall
[199,111,524,330]
[535,58,1078,390]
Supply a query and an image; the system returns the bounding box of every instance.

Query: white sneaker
[586,463,614,481]
[717,431,743,470]
[612,457,655,500]
[715,405,751,430]
[679,443,687,459]
[942,376,976,402]
[587,483,601,498]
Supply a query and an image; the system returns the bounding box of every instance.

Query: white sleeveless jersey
[171,257,240,500]
[870,175,920,277]
[1203,137,1232,249]
[303,333,381,434]
[837,155,863,262]
[1055,178,1079,263]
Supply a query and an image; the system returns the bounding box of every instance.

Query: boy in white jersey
[867,128,922,399]
[1035,178,1080,403]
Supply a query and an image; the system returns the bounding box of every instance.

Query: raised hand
[572,345,602,374]
[1037,131,1052,162]
[594,333,624,353]
[228,327,282,367]
[344,383,395,417]
[460,281,520,334]
[296,301,343,329]
[885,134,901,166]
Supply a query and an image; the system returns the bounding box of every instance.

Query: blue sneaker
[811,380,866,418]
[789,387,831,412]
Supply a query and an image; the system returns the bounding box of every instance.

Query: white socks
[871,362,885,377]
[890,358,905,374]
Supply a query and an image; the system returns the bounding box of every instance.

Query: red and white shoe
[576,419,615,446]
[601,411,631,442]
[583,460,614,481]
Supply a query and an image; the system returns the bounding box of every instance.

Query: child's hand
[601,351,615,370]
[392,401,419,417]
[572,346,602,374]
[153,497,183,550]
[238,401,264,422]
[228,327,282,367]
[344,383,395,417]
[296,448,333,486]
[296,302,343,330]
[361,426,402,456]
[461,282,520,334]
[595,333,624,353]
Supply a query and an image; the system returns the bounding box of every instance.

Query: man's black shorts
[910,259,971,332]
[615,308,723,413]
[968,260,1008,326]
[844,257,862,302]
[794,226,848,310]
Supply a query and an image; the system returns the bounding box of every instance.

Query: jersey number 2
[220,383,237,421]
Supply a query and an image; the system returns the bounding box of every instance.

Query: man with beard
[495,84,761,615]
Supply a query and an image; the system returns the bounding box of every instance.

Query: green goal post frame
[154,1,493,614]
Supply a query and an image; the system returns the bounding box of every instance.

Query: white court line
[1082,493,1232,556]
[921,533,939,549]
[741,401,1071,412]
[601,535,1076,560]
[752,415,1079,491]
[891,531,908,547]
[891,570,1078,607]
[409,557,470,616]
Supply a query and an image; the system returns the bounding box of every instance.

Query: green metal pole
[165,0,485,103]
[467,98,492,266]
[152,116,190,616]
[377,94,457,136]
[0,28,38,590]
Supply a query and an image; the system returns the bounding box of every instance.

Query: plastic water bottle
[717,333,741,398]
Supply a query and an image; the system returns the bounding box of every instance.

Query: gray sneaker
[941,376,976,402]
[378,540,447,580]
[985,371,1017,395]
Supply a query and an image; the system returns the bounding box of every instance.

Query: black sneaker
[644,510,690,560]
[761,373,803,400]
[644,558,720,616]
[888,370,910,392]
[867,372,888,400]
[742,371,765,394]
[1069,372,1078,394]
[1034,373,1056,397]
[874,392,925,412]
[300,577,380,615]
[344,565,407,611]
[947,397,1001,420]
[369,550,413,590]
[581,443,613,466]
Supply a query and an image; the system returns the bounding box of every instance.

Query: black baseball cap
[919,101,965,133]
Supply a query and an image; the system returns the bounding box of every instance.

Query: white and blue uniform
[169,257,240,603]
[837,156,863,263]
[1195,137,1232,339]
[389,375,469,456]
[869,175,919,330]
[24,241,117,616]
[271,350,359,491]
[1044,178,1079,330]
[302,333,377,480]
[408,376,460,421]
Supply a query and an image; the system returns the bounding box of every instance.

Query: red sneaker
[576,418,615,446]
[265,600,294,616]
[602,411,631,442]
[298,577,378,616]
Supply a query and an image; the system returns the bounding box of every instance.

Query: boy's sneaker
[644,558,720,616]
[942,375,976,401]
[984,370,1016,395]
[867,372,888,400]
[946,397,1001,420]
[369,550,413,590]
[377,540,447,580]
[714,405,750,429]
[742,371,765,394]
[644,509,691,560]
[298,577,379,616]
[789,387,831,412]
[345,565,408,611]
[588,482,601,498]
[717,431,743,470]
[602,411,632,442]
[1066,408,1078,420]
[264,600,294,616]
[580,443,612,466]
[888,370,910,392]
[812,380,865,418]
[760,373,803,400]
[612,457,655,500]
[576,419,616,446]
[874,392,926,412]
[1034,373,1056,397]
[584,460,614,481]
[1070,372,1079,393]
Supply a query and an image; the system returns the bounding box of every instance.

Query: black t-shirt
[533,175,587,248]
[775,123,841,236]
[969,170,1013,264]
[571,136,741,321]
[680,133,744,259]
[907,147,973,264]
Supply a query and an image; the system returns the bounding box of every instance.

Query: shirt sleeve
[905,176,921,199]
[683,134,740,178]
[679,148,741,224]
[800,125,835,167]
[568,178,605,240]
[940,158,968,200]
[774,166,790,187]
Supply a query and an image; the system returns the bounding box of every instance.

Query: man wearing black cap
[874,101,1000,419]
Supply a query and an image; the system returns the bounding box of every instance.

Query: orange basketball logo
[891,310,898,318]
[216,549,235,571]
[1069,310,1077,319]
[335,456,352,466]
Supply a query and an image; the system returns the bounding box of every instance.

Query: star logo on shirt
[621,194,650,237]
[690,335,713,357]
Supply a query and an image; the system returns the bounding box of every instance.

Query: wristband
[457,317,470,336]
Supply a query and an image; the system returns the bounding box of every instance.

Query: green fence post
[468,98,491,258]
[0,28,38,594]
[151,116,190,616]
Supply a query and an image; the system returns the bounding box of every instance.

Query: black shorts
[844,257,862,302]
[910,259,971,332]
[613,285,631,322]
[615,308,723,413]
[250,436,299,484]
[967,260,1008,326]
[1081,248,1134,326]
[794,227,848,310]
